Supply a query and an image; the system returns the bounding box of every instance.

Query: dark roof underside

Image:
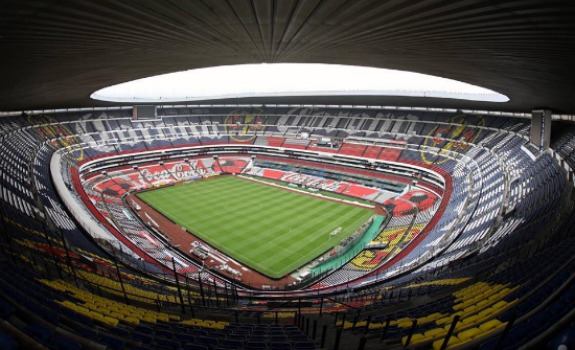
[1,0,575,113]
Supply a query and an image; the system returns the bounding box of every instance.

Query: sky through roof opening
[91,63,509,103]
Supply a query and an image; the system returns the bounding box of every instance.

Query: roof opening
[91,63,509,103]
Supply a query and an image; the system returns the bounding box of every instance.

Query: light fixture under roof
[91,63,509,103]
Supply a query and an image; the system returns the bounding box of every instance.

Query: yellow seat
[402,333,425,346]
[182,319,199,326]
[461,314,481,326]
[397,320,415,328]
[102,316,119,327]
[156,314,170,322]
[123,316,140,325]
[368,322,384,329]
[476,299,490,309]
[490,300,508,311]
[75,306,91,316]
[432,336,461,350]
[488,292,503,301]
[211,322,226,330]
[437,314,460,326]
[110,311,125,320]
[444,320,465,331]
[479,319,506,332]
[470,295,484,304]
[341,321,354,329]
[428,312,444,320]
[88,310,101,318]
[458,327,481,342]
[98,308,112,316]
[452,303,465,311]
[424,328,447,338]
[462,304,479,316]
[141,315,156,323]
[477,308,495,320]
[84,304,98,312]
[418,312,443,324]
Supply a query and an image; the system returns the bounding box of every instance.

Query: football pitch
[136,175,374,279]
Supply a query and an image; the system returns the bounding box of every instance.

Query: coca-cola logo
[139,168,171,182]
[170,163,199,179]
[138,163,203,182]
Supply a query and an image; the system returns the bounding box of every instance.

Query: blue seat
[155,323,173,330]
[186,328,208,336]
[290,334,309,342]
[132,332,153,343]
[174,332,195,342]
[245,341,267,349]
[36,306,60,324]
[182,344,208,350]
[251,329,267,335]
[0,331,17,350]
[294,341,318,349]
[227,333,246,340]
[110,327,130,337]
[233,329,251,336]
[209,330,227,338]
[479,332,503,350]
[249,334,267,341]
[269,335,288,342]
[560,286,575,304]
[59,307,93,326]
[269,341,293,350]
[155,338,181,350]
[548,300,570,318]
[50,335,82,350]
[24,323,53,343]
[528,312,552,333]
[77,327,99,341]
[506,322,533,347]
[0,299,15,318]
[135,325,154,334]
[218,338,244,348]
[155,329,174,339]
[196,335,219,346]
[99,334,125,350]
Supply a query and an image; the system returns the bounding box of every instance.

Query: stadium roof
[1,0,575,113]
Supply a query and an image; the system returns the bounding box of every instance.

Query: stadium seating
[0,106,573,349]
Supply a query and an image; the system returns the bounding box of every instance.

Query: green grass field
[137,175,374,279]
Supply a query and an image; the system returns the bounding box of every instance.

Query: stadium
[1,2,575,350]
